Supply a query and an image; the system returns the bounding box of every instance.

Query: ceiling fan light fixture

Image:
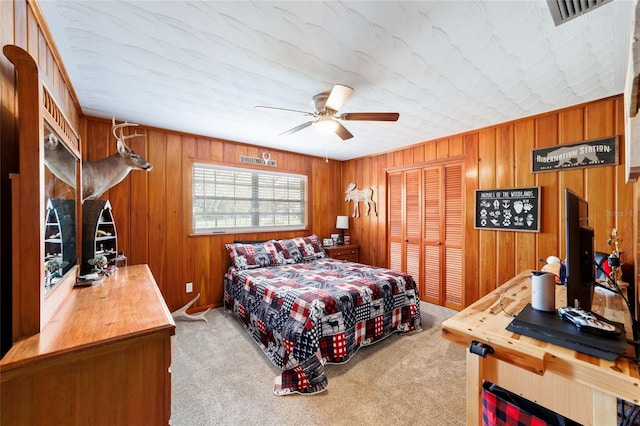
[259,84,399,139]
[313,118,338,135]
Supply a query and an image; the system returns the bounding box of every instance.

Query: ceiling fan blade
[280,121,314,136]
[256,105,315,116]
[339,112,399,121]
[334,122,354,140]
[325,84,354,111]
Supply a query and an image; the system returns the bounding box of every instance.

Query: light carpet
[170,301,466,426]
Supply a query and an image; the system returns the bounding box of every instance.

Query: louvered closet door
[423,168,441,302]
[422,163,464,310]
[443,164,463,309]
[387,169,422,289]
[404,169,422,286]
[388,172,403,272]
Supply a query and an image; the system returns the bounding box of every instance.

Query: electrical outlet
[186,282,193,293]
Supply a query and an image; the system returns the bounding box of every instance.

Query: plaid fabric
[290,235,327,261]
[225,240,299,270]
[483,388,548,426]
[482,382,581,426]
[224,258,422,395]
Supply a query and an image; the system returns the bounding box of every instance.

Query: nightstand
[324,244,359,262]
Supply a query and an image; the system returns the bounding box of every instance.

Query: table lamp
[336,215,349,245]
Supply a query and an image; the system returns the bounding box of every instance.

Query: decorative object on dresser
[44,199,76,293]
[322,237,334,247]
[335,215,349,245]
[81,200,118,274]
[345,182,376,217]
[324,244,359,262]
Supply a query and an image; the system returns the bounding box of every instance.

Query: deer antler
[75,117,153,200]
[112,116,143,143]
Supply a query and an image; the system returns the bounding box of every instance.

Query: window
[192,163,307,233]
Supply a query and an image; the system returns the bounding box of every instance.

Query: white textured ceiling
[38,0,633,161]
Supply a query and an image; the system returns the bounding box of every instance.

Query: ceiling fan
[256,84,399,140]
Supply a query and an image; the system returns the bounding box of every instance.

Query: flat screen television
[564,189,595,312]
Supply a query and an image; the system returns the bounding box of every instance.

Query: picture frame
[323,238,334,247]
[531,136,618,173]
[474,186,541,232]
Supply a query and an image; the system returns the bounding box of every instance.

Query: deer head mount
[345,182,376,218]
[44,117,153,201]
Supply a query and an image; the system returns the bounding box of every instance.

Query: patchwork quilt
[223,240,421,395]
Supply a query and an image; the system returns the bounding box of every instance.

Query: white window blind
[192,163,307,233]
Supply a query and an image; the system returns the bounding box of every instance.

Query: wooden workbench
[441,270,640,425]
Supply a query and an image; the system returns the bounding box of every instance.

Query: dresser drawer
[325,245,359,262]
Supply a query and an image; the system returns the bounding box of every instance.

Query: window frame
[190,161,309,234]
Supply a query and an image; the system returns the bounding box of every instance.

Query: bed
[223,235,422,395]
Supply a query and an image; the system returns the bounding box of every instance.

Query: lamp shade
[336,215,349,230]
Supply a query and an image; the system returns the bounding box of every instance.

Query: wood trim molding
[42,84,80,157]
[26,0,83,117]
[624,0,640,182]
[4,44,45,337]
[4,44,81,339]
[384,154,465,173]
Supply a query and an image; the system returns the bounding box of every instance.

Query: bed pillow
[278,239,305,264]
[225,240,293,269]
[287,234,326,261]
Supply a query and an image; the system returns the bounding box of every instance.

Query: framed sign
[475,187,540,232]
[531,136,618,173]
[239,152,277,167]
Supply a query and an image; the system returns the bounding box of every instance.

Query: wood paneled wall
[84,95,635,312]
[344,95,636,306]
[82,118,343,311]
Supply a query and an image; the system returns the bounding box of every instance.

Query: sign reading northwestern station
[531,136,618,173]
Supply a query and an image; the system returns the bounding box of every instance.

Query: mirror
[43,120,78,294]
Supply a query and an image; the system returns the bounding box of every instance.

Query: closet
[388,162,464,310]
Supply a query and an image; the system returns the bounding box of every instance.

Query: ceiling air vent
[547,0,614,26]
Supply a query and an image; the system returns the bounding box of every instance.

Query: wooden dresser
[0,265,176,425]
[324,244,360,262]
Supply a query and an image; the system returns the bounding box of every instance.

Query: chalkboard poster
[475,186,540,232]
